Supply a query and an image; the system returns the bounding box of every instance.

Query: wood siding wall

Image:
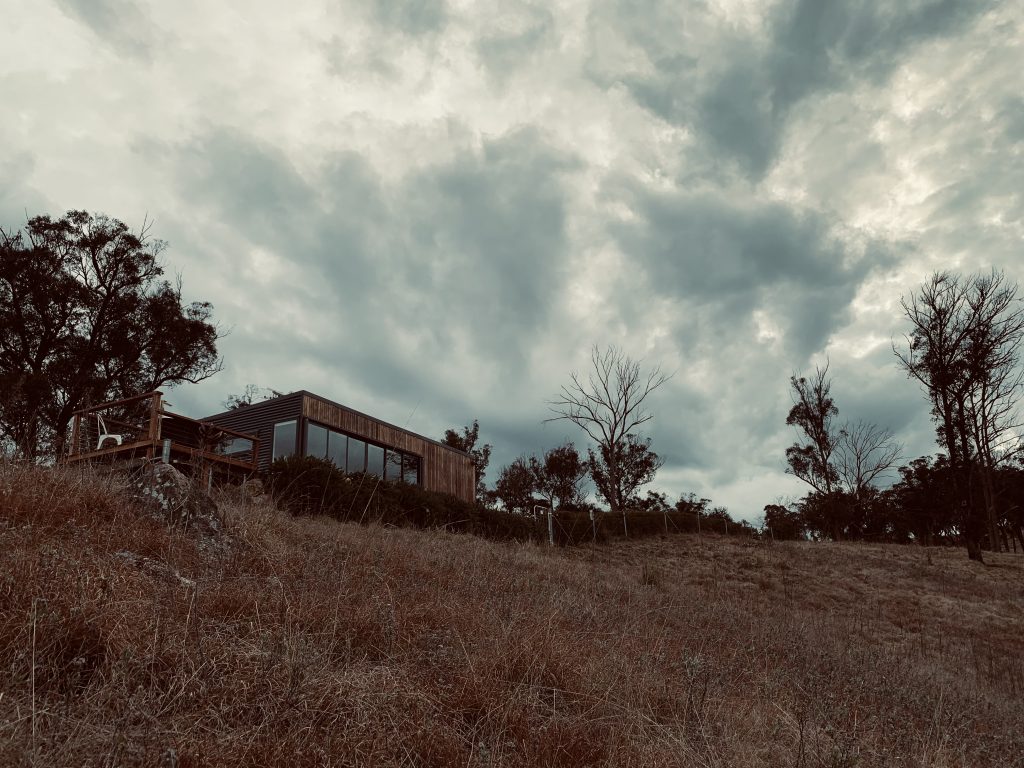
[302,394,476,503]
[203,392,304,472]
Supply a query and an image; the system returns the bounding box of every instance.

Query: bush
[264,457,756,547]
[265,456,544,543]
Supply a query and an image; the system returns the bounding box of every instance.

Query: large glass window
[385,449,403,481]
[327,430,347,469]
[272,421,297,461]
[347,438,366,473]
[402,453,420,486]
[367,444,384,477]
[306,423,328,459]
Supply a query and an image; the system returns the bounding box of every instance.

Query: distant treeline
[766,454,1024,551]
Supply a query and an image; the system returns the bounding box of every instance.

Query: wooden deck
[66,391,259,477]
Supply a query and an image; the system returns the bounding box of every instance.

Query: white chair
[95,414,124,450]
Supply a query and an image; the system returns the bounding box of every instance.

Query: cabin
[200,391,477,503]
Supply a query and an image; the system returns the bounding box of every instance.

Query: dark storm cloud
[591,0,993,178]
[54,0,153,61]
[399,128,578,367]
[173,130,318,244]
[609,183,894,359]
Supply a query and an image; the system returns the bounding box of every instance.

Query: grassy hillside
[2,464,1023,767]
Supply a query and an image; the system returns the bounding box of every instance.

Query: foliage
[0,211,221,458]
[785,363,840,496]
[785,363,900,541]
[442,419,492,498]
[493,457,537,516]
[266,454,540,542]
[588,434,663,514]
[529,441,588,510]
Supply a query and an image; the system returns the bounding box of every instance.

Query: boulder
[130,462,222,539]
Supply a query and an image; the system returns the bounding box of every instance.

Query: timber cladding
[301,393,476,503]
[203,390,476,504]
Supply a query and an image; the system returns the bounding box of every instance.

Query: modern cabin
[200,391,476,504]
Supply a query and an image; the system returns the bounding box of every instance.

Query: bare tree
[835,420,902,504]
[895,270,1024,560]
[546,345,670,514]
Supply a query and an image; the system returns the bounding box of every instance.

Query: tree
[223,384,283,410]
[529,442,588,510]
[895,270,1024,560]
[442,419,493,498]
[0,211,221,458]
[588,434,663,535]
[493,457,536,516]
[785,363,900,540]
[547,345,670,515]
[763,503,805,541]
[785,363,840,498]
[835,419,902,512]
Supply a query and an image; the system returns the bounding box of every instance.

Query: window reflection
[306,423,328,459]
[385,449,403,481]
[347,438,366,473]
[402,453,420,486]
[327,430,347,469]
[367,444,384,477]
[272,421,297,461]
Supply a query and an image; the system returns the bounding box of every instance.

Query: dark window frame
[272,420,298,461]
[303,418,423,485]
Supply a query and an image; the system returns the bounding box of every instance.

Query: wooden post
[149,392,162,441]
[68,414,81,460]
[147,392,162,459]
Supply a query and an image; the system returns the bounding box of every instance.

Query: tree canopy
[0,211,221,458]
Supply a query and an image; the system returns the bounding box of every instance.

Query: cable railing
[66,391,259,474]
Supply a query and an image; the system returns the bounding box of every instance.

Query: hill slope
[2,464,1023,767]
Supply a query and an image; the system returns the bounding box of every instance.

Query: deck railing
[67,391,259,474]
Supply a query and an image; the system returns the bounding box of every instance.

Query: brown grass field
[2,463,1023,767]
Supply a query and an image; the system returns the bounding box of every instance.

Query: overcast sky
[3,0,1022,519]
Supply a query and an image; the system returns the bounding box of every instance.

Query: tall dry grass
[1,462,1022,766]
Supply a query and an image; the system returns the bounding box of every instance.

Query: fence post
[534,504,553,546]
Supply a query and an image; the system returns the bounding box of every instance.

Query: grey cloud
[706,0,993,176]
[476,5,555,81]
[371,0,448,35]
[399,128,579,370]
[1002,97,1024,145]
[609,184,892,359]
[0,153,49,230]
[172,129,316,237]
[160,125,579,451]
[589,0,993,178]
[54,0,154,61]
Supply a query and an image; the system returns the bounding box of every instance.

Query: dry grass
[1,463,1023,767]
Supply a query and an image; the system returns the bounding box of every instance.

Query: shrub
[264,456,544,543]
